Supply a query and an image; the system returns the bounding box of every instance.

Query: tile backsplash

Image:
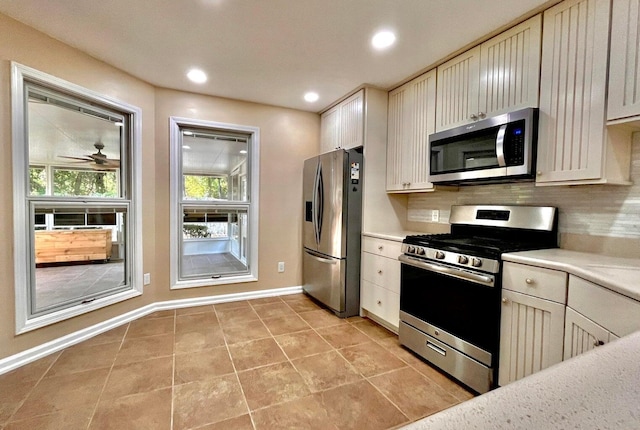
[408,133,640,239]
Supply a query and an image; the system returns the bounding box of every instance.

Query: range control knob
[407,245,415,253]
[471,258,482,268]
[435,251,445,260]
[416,247,426,256]
[458,255,469,265]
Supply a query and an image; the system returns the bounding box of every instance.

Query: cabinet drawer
[361,252,400,293]
[360,279,400,328]
[568,275,640,337]
[502,262,567,303]
[361,236,402,260]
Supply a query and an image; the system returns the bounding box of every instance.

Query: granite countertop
[502,249,640,301]
[401,329,640,430]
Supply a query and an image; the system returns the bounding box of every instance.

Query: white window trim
[11,62,143,334]
[169,117,260,289]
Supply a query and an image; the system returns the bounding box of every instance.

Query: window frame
[169,117,259,289]
[11,62,143,334]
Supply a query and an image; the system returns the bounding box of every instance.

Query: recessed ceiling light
[182,145,191,149]
[114,121,124,127]
[187,68,207,84]
[371,31,396,50]
[304,92,319,103]
[240,150,247,154]
[183,131,194,136]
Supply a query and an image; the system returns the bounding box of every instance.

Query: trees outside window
[12,63,142,333]
[169,117,259,289]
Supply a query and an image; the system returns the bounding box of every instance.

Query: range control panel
[401,244,500,274]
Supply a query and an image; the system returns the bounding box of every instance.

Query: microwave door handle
[496,124,508,167]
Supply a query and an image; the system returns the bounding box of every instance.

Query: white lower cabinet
[360,280,400,329]
[563,307,614,360]
[500,261,567,386]
[500,260,640,386]
[360,236,401,331]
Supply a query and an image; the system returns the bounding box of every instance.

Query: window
[170,117,259,288]
[12,63,142,333]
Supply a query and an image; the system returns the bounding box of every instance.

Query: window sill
[171,274,258,290]
[17,288,142,335]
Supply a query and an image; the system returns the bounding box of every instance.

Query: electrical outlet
[143,273,151,285]
[431,210,440,222]
[277,262,285,273]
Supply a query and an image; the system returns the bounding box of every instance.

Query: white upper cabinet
[537,0,631,185]
[387,69,436,192]
[320,89,364,153]
[607,0,640,122]
[478,14,542,118]
[436,46,481,131]
[320,106,340,154]
[436,15,542,132]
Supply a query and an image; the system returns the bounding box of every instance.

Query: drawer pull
[426,341,446,356]
[502,297,509,304]
[377,270,383,275]
[376,300,382,305]
[378,245,384,251]
[525,278,534,285]
[594,340,605,347]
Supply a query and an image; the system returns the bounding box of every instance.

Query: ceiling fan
[59,142,120,170]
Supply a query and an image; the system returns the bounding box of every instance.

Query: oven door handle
[398,254,495,287]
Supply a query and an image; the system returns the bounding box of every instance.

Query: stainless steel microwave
[429,108,538,184]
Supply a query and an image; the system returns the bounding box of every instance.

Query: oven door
[398,255,501,363]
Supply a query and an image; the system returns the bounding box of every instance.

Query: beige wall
[153,89,319,302]
[0,13,319,360]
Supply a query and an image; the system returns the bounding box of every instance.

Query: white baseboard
[0,285,303,376]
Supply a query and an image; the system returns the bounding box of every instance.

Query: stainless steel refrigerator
[302,148,362,318]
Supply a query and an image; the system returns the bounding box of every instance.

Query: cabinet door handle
[470,114,478,121]
[478,112,486,119]
[376,300,382,305]
[502,297,509,304]
[525,278,534,285]
[377,270,383,275]
[378,245,383,251]
[593,340,605,347]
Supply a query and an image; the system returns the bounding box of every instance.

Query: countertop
[362,231,422,242]
[502,249,640,301]
[401,248,640,429]
[401,329,640,430]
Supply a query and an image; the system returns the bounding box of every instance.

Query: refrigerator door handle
[313,162,324,245]
[312,163,319,244]
[304,249,337,265]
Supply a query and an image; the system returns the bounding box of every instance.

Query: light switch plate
[431,210,440,222]
[143,273,151,285]
[277,262,285,273]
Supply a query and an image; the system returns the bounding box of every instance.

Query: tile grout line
[1,349,64,427]
[212,303,258,430]
[324,328,412,427]
[85,320,132,430]
[260,297,412,427]
[365,330,474,402]
[170,309,176,430]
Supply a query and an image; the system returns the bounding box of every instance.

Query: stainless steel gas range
[398,205,558,394]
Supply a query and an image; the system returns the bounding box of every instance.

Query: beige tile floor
[0,294,474,430]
